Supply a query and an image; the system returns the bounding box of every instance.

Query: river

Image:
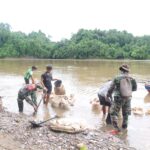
[0,59,150,150]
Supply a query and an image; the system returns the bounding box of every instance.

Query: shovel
[30,115,58,128]
[33,98,43,115]
[33,93,45,115]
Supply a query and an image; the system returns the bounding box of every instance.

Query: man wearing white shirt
[98,80,112,124]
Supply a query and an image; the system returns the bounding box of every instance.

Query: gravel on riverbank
[0,110,136,150]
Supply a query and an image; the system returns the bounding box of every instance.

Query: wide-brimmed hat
[119,64,130,72]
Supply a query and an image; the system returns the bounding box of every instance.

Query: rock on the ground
[0,111,136,150]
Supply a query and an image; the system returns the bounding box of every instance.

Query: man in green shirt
[24,66,37,84]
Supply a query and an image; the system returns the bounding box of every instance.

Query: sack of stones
[50,94,75,110]
[132,107,144,116]
[49,118,87,133]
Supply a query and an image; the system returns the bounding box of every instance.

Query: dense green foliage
[0,23,150,59]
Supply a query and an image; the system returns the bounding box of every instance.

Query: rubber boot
[106,113,112,124]
[18,101,23,112]
[112,121,121,132]
[122,124,127,129]
[122,115,128,129]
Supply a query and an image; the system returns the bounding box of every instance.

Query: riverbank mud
[0,110,135,150]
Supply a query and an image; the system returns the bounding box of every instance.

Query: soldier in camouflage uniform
[17,83,43,113]
[107,64,137,131]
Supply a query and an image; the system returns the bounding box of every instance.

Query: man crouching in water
[17,83,43,113]
[107,64,137,132]
[54,80,66,95]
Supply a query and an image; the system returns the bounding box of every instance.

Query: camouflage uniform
[108,74,137,130]
[17,84,42,112]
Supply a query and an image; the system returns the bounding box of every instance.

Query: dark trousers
[17,93,37,112]
[24,78,29,84]
[98,94,111,107]
[98,94,112,124]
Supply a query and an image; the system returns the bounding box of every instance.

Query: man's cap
[119,64,130,72]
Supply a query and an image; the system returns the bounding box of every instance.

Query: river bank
[0,110,135,150]
[1,57,150,62]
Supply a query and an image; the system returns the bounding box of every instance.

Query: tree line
[0,23,150,59]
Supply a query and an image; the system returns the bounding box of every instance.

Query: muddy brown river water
[0,59,150,150]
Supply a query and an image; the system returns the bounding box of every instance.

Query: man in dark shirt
[41,65,58,105]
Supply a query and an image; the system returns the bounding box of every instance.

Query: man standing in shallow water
[24,66,37,84]
[107,64,137,131]
[41,65,58,105]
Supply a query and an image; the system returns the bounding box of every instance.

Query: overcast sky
[0,0,150,41]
